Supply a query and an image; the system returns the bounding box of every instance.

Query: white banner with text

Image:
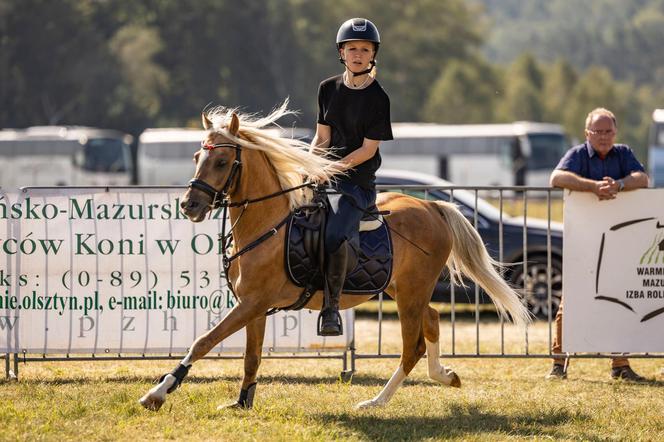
[0,187,352,354]
[563,189,664,352]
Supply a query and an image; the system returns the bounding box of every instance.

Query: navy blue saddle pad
[285,212,393,294]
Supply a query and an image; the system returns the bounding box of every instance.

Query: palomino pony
[139,103,530,411]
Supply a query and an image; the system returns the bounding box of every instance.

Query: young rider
[311,17,393,336]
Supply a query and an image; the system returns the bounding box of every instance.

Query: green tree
[636,84,664,165]
[563,66,620,141]
[290,0,486,122]
[560,66,646,158]
[542,59,577,122]
[423,58,498,123]
[496,54,544,121]
[374,0,486,121]
[109,25,169,120]
[479,0,664,85]
[0,0,123,127]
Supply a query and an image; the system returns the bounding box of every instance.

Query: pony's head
[179,111,243,222]
[180,101,341,222]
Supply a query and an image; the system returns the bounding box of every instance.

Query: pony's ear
[201,113,212,130]
[228,113,240,137]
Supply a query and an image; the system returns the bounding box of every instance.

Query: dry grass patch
[1,318,663,441]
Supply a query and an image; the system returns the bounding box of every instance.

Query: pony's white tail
[435,201,532,327]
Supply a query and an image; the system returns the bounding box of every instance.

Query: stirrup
[317,309,343,336]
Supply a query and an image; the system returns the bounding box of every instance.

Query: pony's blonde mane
[205,101,341,209]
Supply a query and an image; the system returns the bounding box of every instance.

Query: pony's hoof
[217,401,251,411]
[139,391,165,411]
[449,372,461,388]
[355,399,383,409]
[431,367,461,387]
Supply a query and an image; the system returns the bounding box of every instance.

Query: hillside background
[1,0,662,159]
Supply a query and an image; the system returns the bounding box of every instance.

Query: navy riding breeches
[324,180,376,254]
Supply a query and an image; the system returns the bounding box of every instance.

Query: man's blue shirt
[555,142,644,180]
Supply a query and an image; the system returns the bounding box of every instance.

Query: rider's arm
[310,124,331,152]
[336,137,380,171]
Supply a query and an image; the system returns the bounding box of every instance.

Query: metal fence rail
[4,184,663,380]
[348,184,664,372]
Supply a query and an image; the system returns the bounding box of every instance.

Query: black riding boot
[318,241,348,336]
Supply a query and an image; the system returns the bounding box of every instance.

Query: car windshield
[376,174,506,221]
[83,138,129,172]
[527,133,567,170]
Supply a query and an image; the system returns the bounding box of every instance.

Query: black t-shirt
[317,74,393,189]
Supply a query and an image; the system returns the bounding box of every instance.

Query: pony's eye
[215,159,227,168]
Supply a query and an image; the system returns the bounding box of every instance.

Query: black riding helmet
[336,18,380,76]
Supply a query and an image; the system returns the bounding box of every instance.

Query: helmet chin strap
[339,58,376,77]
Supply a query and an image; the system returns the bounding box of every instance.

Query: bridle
[185,138,318,303]
[187,140,316,210]
[187,141,243,209]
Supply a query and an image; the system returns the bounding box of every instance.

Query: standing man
[546,107,649,381]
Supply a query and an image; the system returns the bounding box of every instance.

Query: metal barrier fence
[347,183,664,372]
[3,184,663,380]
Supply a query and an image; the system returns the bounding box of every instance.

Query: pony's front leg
[139,301,263,411]
[219,315,267,410]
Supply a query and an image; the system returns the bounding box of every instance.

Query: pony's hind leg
[356,288,428,409]
[423,305,461,387]
[139,301,263,411]
[218,315,267,410]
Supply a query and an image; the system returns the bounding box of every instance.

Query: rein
[186,141,318,300]
[187,139,419,314]
[188,142,316,210]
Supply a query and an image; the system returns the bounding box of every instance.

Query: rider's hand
[306,171,331,185]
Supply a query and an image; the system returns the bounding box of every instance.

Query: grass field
[486,197,565,223]
[2,315,663,441]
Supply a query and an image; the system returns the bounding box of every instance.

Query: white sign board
[563,189,664,352]
[0,188,352,354]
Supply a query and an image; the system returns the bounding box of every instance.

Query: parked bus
[137,127,312,185]
[379,122,569,186]
[648,109,664,187]
[0,126,133,188]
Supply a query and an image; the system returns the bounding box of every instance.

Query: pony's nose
[180,198,201,211]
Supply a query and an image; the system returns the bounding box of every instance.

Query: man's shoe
[545,364,567,380]
[611,366,646,382]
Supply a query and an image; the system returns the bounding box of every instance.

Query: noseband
[188,142,242,208]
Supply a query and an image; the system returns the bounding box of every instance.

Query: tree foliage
[424,58,498,123]
[0,0,660,159]
[542,60,577,123]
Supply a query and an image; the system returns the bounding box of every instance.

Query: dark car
[375,169,563,317]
